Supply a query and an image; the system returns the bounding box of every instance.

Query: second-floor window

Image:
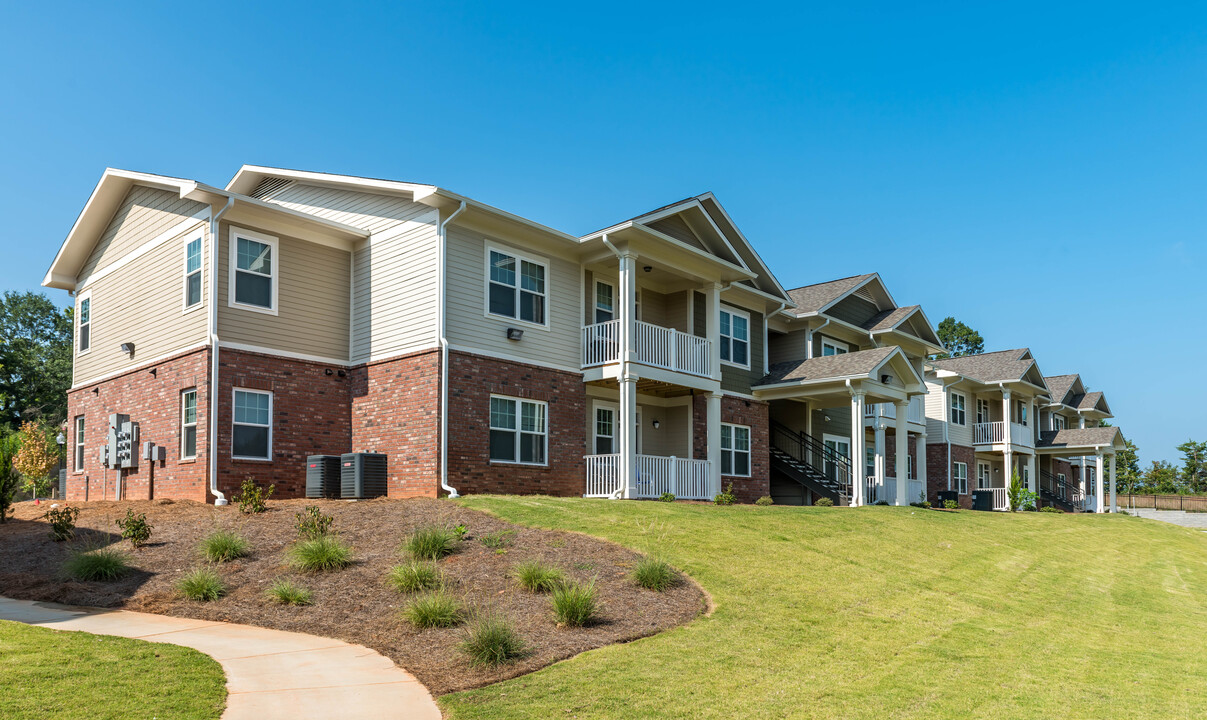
[231,229,277,313]
[184,233,202,309]
[488,248,546,326]
[594,281,614,323]
[950,392,966,426]
[1017,400,1028,426]
[720,307,749,367]
[78,292,91,354]
[953,461,968,494]
[976,398,990,424]
[1054,415,1066,431]
[821,337,849,356]
[721,423,751,476]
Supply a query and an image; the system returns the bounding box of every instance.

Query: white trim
[227,226,280,316]
[977,461,991,489]
[594,279,616,324]
[488,394,549,466]
[70,341,210,391]
[720,422,752,477]
[483,244,550,331]
[592,400,618,455]
[73,415,85,472]
[76,289,92,357]
[950,391,967,426]
[182,227,205,315]
[444,344,580,375]
[820,336,850,356]
[953,460,969,495]
[217,341,350,367]
[181,388,198,460]
[231,387,273,461]
[719,304,751,369]
[76,210,211,291]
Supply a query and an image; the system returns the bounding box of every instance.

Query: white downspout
[208,197,234,505]
[438,201,467,498]
[807,317,830,359]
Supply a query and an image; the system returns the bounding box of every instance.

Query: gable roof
[1037,426,1124,451]
[930,348,1048,390]
[1044,374,1081,406]
[756,346,897,387]
[785,274,876,315]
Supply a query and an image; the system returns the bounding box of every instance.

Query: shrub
[405,526,457,560]
[233,476,274,514]
[658,492,675,503]
[814,497,834,507]
[512,560,564,593]
[403,590,463,628]
[44,505,80,541]
[453,524,469,541]
[755,496,774,506]
[552,580,598,627]
[289,535,353,572]
[943,499,959,510]
[460,612,527,666]
[632,556,677,592]
[480,530,515,550]
[63,546,130,581]
[115,509,153,548]
[0,433,21,524]
[178,568,225,602]
[714,483,736,506]
[266,579,313,606]
[200,530,249,563]
[909,501,932,509]
[294,506,333,538]
[1040,506,1064,513]
[388,562,442,593]
[874,500,890,506]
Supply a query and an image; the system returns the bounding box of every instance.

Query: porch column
[874,419,886,495]
[1001,390,1013,446]
[895,400,909,506]
[1095,452,1105,513]
[917,430,928,501]
[850,390,866,506]
[705,282,722,381]
[1109,452,1118,513]
[1078,464,1087,510]
[803,400,813,439]
[620,373,638,499]
[706,391,722,499]
[1003,449,1014,490]
[1027,454,1037,509]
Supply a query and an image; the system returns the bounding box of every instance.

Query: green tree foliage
[13,421,57,499]
[1139,460,1182,495]
[0,292,72,429]
[0,431,20,522]
[934,317,984,359]
[1176,440,1207,494]
[1114,437,1142,494]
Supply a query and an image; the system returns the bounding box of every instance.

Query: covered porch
[1037,427,1126,513]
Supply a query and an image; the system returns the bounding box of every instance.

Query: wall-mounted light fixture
[506,328,524,341]
[652,419,660,429]
[325,368,334,376]
[149,368,157,378]
[824,415,831,422]
[120,342,135,355]
[337,369,347,378]
[880,374,893,384]
[643,266,652,273]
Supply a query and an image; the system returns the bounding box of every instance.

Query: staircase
[770,422,851,505]
[1039,469,1080,512]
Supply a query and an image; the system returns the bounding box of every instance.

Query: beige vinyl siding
[73,227,209,386]
[647,216,707,251]
[444,226,581,370]
[663,290,689,333]
[924,380,947,439]
[263,183,427,235]
[947,385,973,446]
[79,186,208,281]
[217,221,350,361]
[826,295,880,328]
[720,305,764,394]
[640,404,692,457]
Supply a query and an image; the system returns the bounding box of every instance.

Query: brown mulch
[0,498,704,695]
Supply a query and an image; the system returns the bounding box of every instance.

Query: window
[720,307,750,367]
[721,423,751,476]
[488,248,546,325]
[229,228,277,312]
[950,392,966,425]
[181,389,198,460]
[953,461,968,495]
[78,292,91,354]
[976,398,990,424]
[1054,415,1065,431]
[74,416,85,471]
[1017,400,1028,426]
[184,233,202,309]
[594,281,614,324]
[977,462,991,489]
[821,337,849,356]
[489,396,547,464]
[594,406,615,454]
[866,448,876,479]
[232,389,271,459]
[907,453,915,480]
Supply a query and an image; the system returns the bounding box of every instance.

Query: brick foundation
[926,442,976,508]
[694,395,770,503]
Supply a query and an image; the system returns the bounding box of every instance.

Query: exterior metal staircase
[1040,468,1081,512]
[770,421,851,505]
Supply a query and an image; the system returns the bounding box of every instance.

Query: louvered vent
[853,285,877,304]
[249,177,294,200]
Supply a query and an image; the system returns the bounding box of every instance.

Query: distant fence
[1116,494,1207,511]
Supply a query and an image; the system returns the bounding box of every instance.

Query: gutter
[437,201,467,498]
[208,198,235,505]
[807,318,829,359]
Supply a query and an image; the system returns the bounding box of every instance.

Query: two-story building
[1036,374,1123,512]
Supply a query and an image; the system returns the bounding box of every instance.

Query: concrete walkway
[0,597,441,720]
[1128,507,1207,530]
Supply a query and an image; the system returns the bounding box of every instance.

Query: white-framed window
[181,389,198,460]
[907,453,915,480]
[1057,472,1066,484]
[77,291,92,354]
[976,398,990,424]
[1017,400,1028,426]
[720,307,750,368]
[953,461,968,495]
[232,388,272,460]
[594,280,614,324]
[977,462,991,489]
[490,395,547,464]
[594,404,615,454]
[821,337,849,356]
[721,423,751,476]
[183,231,203,311]
[1054,415,1066,431]
[487,247,547,326]
[74,416,85,471]
[866,448,876,479]
[229,227,278,314]
[950,392,967,426]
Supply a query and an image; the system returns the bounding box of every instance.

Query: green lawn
[443,499,1207,719]
[0,620,226,720]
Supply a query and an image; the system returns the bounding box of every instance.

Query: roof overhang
[753,346,926,404]
[580,223,756,285]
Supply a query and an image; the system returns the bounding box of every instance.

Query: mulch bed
[0,497,705,695]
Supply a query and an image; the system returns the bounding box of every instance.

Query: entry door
[823,435,850,483]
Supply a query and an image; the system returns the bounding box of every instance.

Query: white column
[874,419,886,494]
[1078,464,1087,510]
[803,400,813,439]
[1003,449,1014,491]
[1095,452,1105,513]
[917,430,928,501]
[895,400,909,506]
[1109,452,1117,513]
[705,282,722,381]
[1027,454,1037,509]
[1001,390,1013,447]
[706,392,722,498]
[620,375,638,498]
[850,390,866,506]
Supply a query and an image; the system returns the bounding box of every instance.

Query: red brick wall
[693,394,770,503]
[65,347,210,502]
[925,442,976,508]
[216,348,352,499]
[447,351,585,496]
[349,350,440,498]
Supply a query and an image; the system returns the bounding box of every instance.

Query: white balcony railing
[973,421,1005,444]
[584,454,711,500]
[982,486,1009,511]
[581,320,711,378]
[866,476,924,505]
[863,396,925,424]
[1011,422,1033,447]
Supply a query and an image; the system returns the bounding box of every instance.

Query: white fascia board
[696,193,793,302]
[225,165,436,198]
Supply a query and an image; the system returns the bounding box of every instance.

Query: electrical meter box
[106,414,140,470]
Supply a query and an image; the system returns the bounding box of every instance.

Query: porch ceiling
[586,378,698,399]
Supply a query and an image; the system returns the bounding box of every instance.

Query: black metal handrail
[770,421,852,496]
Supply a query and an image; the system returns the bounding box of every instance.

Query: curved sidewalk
[0,596,441,720]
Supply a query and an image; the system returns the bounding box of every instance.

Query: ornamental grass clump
[460,611,528,666]
[403,590,464,629]
[552,580,599,627]
[63,546,131,581]
[289,535,353,572]
[512,560,564,593]
[405,526,457,560]
[200,529,249,563]
[632,556,677,592]
[388,561,442,593]
[178,568,225,602]
[266,579,314,606]
[814,497,834,507]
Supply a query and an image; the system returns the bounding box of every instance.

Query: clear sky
[0,2,1202,464]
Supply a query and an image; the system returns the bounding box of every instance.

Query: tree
[0,292,73,430]
[1176,440,1207,494]
[934,317,984,359]
[0,430,19,523]
[1141,460,1182,495]
[12,421,57,500]
[1114,437,1141,494]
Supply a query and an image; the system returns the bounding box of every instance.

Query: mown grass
[442,497,1207,719]
[0,619,225,719]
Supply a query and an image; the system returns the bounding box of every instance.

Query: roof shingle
[1037,427,1121,450]
[784,274,875,315]
[930,349,1034,384]
[755,346,895,387]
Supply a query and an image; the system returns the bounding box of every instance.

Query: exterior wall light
[120,342,135,355]
[506,328,524,341]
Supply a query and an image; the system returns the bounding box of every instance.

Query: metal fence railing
[1116,494,1207,512]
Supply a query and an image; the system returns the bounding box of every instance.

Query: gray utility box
[340,453,388,499]
[306,455,342,499]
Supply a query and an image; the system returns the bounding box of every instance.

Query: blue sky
[0,2,1202,464]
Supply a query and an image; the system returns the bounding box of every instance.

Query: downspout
[208,197,235,505]
[438,201,467,498]
[807,317,830,359]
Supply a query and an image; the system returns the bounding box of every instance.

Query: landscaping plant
[0,431,21,523]
[714,483,736,505]
[44,505,80,541]
[178,568,225,602]
[289,535,353,572]
[115,509,153,548]
[632,556,677,592]
[1007,471,1038,512]
[481,529,516,550]
[294,505,334,538]
[404,590,464,628]
[266,578,314,606]
[755,495,774,506]
[552,579,599,627]
[944,499,959,510]
[233,476,274,514]
[12,421,57,501]
[200,529,250,563]
[1040,506,1063,513]
[460,611,528,666]
[405,525,457,560]
[453,524,469,540]
[815,497,835,507]
[512,559,564,593]
[63,545,130,581]
[388,561,443,593]
[658,492,676,502]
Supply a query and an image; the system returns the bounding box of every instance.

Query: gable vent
[249,177,295,200]
[853,285,877,304]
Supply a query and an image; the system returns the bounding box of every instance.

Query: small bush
[658,492,675,503]
[63,546,130,581]
[512,560,564,593]
[874,500,890,506]
[1040,506,1064,513]
[404,590,463,628]
[289,535,353,572]
[943,499,959,510]
[552,580,598,627]
[266,579,313,606]
[405,526,457,560]
[233,476,274,514]
[755,495,774,506]
[909,501,932,509]
[115,509,153,548]
[294,506,333,538]
[632,556,677,592]
[44,506,81,541]
[480,530,516,550]
[453,524,469,541]
[179,568,225,602]
[460,612,527,666]
[388,561,442,593]
[200,530,249,563]
[814,497,834,507]
[714,483,736,506]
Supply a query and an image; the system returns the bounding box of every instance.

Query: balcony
[581,320,711,378]
[864,396,925,424]
[864,475,924,505]
[584,454,711,500]
[972,421,1034,447]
